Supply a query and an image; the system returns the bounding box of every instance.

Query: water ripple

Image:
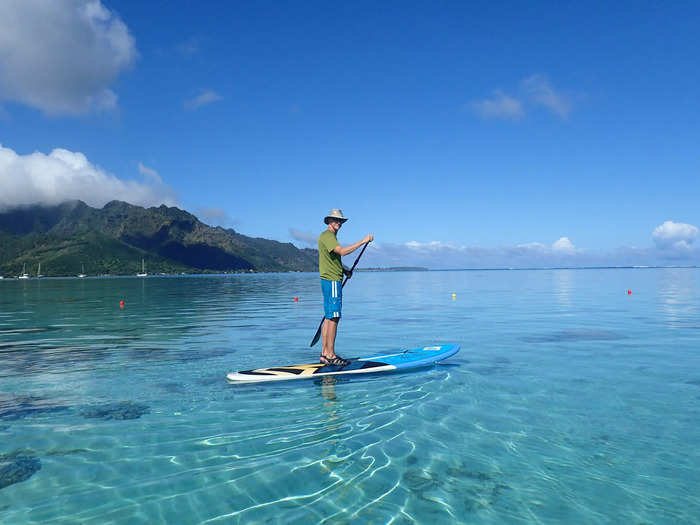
[1,272,699,523]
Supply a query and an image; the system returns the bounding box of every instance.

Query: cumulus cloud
[652,221,698,250]
[521,75,571,118]
[307,232,700,269]
[513,242,547,253]
[551,236,577,254]
[363,237,583,269]
[0,0,137,115]
[389,240,490,267]
[405,240,457,250]
[0,143,177,210]
[184,89,223,110]
[319,232,700,269]
[471,90,524,120]
[512,237,579,256]
[403,239,580,257]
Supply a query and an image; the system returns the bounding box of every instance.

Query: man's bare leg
[321,318,339,359]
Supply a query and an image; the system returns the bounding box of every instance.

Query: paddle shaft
[309,242,369,347]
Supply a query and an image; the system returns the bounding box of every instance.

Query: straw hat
[324,209,348,224]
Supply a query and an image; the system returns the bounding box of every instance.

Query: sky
[1,0,699,268]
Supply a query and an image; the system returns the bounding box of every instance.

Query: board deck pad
[226,343,459,383]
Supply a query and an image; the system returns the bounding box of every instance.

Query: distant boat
[137,259,147,277]
[19,263,29,279]
[36,263,43,278]
[78,263,86,278]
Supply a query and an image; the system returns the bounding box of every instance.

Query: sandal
[320,355,351,367]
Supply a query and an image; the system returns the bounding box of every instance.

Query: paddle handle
[342,242,368,288]
[310,242,369,347]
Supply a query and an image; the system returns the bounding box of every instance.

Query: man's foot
[320,354,350,367]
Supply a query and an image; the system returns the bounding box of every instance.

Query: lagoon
[1,269,699,523]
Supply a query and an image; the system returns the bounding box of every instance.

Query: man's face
[329,219,342,232]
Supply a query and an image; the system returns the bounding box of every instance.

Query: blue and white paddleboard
[226,343,460,383]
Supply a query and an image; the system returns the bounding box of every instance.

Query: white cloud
[514,242,547,253]
[363,236,585,269]
[0,0,137,115]
[521,75,571,118]
[552,236,577,254]
[652,221,698,250]
[472,75,573,121]
[328,232,700,269]
[289,228,317,247]
[184,89,223,110]
[471,90,524,120]
[404,238,579,257]
[512,237,578,256]
[138,162,163,184]
[196,207,236,228]
[0,143,177,210]
[406,240,452,250]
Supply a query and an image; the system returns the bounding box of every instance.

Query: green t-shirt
[318,230,342,281]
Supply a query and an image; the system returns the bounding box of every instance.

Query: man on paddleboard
[318,209,373,366]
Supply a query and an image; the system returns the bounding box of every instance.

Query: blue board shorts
[321,279,342,319]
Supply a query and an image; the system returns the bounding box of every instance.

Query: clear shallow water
[1,269,699,524]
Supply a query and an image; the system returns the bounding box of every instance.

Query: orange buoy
[119,300,125,308]
[294,296,299,302]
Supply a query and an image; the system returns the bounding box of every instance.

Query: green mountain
[0,201,317,276]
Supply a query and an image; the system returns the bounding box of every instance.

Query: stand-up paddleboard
[226,343,459,383]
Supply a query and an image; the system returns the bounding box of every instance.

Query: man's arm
[333,234,373,257]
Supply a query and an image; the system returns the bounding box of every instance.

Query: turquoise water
[1,269,699,524]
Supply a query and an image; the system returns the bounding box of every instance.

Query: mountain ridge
[0,201,317,276]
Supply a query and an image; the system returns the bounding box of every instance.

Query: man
[318,209,373,366]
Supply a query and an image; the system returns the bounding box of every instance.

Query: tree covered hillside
[0,201,317,276]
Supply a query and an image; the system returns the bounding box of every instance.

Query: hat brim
[324,217,348,224]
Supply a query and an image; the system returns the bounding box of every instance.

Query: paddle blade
[310,317,324,347]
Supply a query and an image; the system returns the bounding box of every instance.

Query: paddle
[310,242,369,347]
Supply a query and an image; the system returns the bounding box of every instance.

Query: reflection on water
[0,275,313,380]
[553,269,575,309]
[319,375,338,402]
[657,268,697,328]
